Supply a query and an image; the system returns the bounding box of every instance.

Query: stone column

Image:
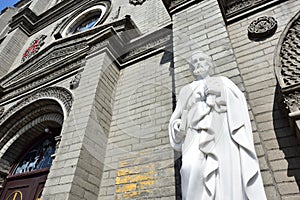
[42,50,119,200]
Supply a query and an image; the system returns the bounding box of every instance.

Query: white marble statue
[169,51,267,200]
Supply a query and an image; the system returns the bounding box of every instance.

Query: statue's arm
[168,93,185,151]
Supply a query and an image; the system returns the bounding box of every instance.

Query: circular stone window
[62,5,108,36]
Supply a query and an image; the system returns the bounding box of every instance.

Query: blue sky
[0,0,20,12]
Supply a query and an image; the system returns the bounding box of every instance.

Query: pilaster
[42,50,119,200]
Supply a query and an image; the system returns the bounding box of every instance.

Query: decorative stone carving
[70,72,82,90]
[21,35,47,63]
[248,16,277,40]
[0,87,73,125]
[129,0,146,5]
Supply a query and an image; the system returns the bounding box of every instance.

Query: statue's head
[189,51,213,79]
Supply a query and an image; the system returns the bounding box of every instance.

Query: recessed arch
[0,86,72,192]
[0,99,64,174]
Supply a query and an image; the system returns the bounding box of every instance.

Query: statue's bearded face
[190,53,211,77]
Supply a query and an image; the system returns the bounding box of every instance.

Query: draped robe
[169,77,267,200]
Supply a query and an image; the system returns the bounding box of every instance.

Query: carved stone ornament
[248,16,277,40]
[70,72,82,90]
[21,35,47,63]
[129,0,146,5]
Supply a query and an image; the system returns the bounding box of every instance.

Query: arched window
[62,4,108,36]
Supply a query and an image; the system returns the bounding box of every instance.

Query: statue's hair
[190,51,212,62]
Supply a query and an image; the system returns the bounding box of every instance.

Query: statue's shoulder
[179,84,193,95]
[219,76,244,97]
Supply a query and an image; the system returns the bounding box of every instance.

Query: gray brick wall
[227,0,300,199]
[109,0,171,34]
[99,50,175,199]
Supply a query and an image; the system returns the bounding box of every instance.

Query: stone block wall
[0,8,17,39]
[99,50,176,199]
[227,0,300,199]
[110,0,171,33]
[0,28,28,78]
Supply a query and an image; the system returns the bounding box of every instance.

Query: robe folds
[169,77,267,200]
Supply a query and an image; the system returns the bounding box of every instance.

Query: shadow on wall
[160,49,182,200]
[273,85,300,191]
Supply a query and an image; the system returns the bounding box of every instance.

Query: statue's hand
[173,119,185,140]
[173,119,181,133]
[205,77,227,109]
[205,77,222,97]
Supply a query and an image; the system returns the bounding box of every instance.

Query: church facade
[0,0,299,199]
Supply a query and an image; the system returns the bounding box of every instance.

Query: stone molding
[217,0,284,24]
[9,0,112,35]
[122,27,172,64]
[0,86,73,125]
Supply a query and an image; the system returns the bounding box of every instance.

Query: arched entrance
[0,99,64,200]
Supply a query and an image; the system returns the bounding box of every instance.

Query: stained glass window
[14,137,56,174]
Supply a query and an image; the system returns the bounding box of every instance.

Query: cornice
[162,0,202,15]
[9,0,112,35]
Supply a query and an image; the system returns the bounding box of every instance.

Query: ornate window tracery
[275,11,300,141]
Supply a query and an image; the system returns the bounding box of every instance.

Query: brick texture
[98,50,175,199]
